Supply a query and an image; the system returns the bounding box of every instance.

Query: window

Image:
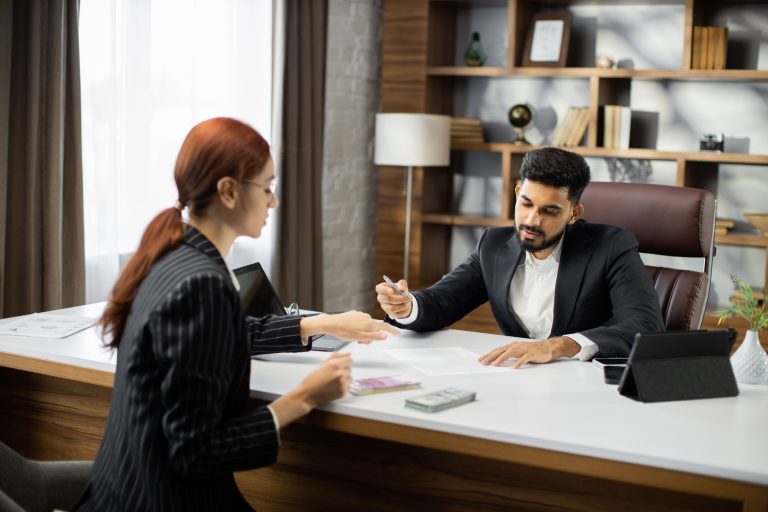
[80,0,274,302]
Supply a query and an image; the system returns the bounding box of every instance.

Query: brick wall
[321,0,382,313]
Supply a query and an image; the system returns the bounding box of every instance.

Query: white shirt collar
[225,262,241,292]
[522,235,564,268]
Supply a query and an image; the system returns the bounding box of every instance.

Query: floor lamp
[374,113,451,282]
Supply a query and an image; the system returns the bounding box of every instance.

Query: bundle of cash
[405,387,476,413]
[351,375,421,396]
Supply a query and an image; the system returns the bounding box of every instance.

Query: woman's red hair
[99,117,271,348]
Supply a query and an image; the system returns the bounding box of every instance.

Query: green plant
[718,274,768,331]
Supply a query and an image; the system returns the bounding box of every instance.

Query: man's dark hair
[519,147,591,203]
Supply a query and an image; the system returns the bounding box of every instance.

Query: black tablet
[627,330,736,361]
[618,330,738,402]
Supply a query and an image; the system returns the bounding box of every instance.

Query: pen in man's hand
[382,275,408,299]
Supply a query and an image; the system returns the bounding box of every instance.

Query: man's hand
[375,279,413,319]
[478,336,581,368]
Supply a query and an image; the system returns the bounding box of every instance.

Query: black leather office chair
[580,182,716,331]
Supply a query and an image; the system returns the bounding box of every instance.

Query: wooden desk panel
[0,367,109,460]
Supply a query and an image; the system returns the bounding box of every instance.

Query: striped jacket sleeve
[150,273,279,477]
[246,314,309,355]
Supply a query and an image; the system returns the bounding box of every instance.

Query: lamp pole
[373,113,451,283]
[403,164,413,281]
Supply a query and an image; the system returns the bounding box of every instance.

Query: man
[376,147,664,368]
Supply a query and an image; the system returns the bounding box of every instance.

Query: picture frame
[522,12,572,67]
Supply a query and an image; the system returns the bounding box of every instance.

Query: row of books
[691,26,728,70]
[550,107,590,147]
[715,218,735,236]
[451,117,484,144]
[603,105,631,150]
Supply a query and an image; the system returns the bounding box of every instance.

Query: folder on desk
[618,330,738,403]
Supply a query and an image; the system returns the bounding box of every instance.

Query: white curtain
[80,0,275,303]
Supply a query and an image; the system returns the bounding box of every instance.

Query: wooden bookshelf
[429,66,768,80]
[376,0,768,337]
[715,234,768,248]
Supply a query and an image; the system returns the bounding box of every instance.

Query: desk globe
[508,104,533,145]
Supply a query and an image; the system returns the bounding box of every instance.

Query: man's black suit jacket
[76,227,307,512]
[392,221,664,357]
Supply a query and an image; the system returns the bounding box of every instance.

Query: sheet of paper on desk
[0,313,96,339]
[384,346,509,376]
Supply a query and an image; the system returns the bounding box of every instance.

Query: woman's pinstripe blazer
[75,227,306,511]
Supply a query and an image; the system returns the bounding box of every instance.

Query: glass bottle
[464,32,487,67]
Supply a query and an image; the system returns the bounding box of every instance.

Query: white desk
[0,304,766,512]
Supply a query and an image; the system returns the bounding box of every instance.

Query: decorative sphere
[508,104,533,129]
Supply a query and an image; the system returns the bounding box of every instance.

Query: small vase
[464,32,487,67]
[731,330,768,384]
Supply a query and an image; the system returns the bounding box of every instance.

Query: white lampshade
[374,113,451,167]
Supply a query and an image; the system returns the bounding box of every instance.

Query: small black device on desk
[618,330,738,403]
[234,263,348,352]
[592,357,629,385]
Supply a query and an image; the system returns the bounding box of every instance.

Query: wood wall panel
[427,2,456,67]
[380,0,429,113]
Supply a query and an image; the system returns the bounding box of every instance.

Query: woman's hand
[300,311,399,344]
[297,352,353,407]
[270,353,352,428]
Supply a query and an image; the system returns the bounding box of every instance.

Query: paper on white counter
[0,313,96,339]
[384,346,510,376]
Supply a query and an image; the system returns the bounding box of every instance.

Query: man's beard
[517,223,567,254]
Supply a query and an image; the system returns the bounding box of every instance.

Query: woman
[75,118,397,511]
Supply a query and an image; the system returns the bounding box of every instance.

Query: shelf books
[692,26,728,70]
[715,218,735,236]
[551,107,589,147]
[451,117,484,144]
[602,105,631,149]
[351,375,421,396]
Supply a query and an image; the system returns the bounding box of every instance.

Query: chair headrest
[580,182,715,257]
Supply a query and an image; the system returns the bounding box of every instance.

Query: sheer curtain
[80,0,275,303]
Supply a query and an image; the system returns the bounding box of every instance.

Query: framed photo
[523,12,572,67]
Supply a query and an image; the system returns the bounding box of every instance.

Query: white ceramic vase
[731,330,768,385]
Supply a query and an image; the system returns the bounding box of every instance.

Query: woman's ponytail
[99,207,185,348]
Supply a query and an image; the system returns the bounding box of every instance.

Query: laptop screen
[233,263,285,317]
[234,263,347,352]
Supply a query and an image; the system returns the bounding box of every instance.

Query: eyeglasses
[243,177,278,196]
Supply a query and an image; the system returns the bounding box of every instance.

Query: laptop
[233,263,348,352]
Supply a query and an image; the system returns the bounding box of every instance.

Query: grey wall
[322,0,382,313]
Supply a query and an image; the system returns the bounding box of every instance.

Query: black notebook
[618,330,738,403]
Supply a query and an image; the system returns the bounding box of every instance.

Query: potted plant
[718,274,768,384]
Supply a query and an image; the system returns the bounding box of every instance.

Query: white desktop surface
[0,303,115,371]
[0,303,766,487]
